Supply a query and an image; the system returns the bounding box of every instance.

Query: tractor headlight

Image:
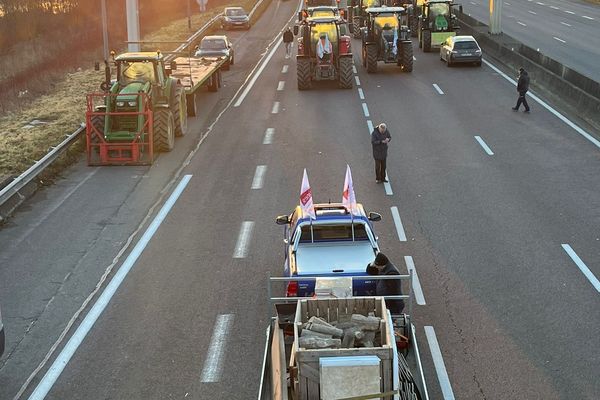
[127,101,137,107]
[116,101,125,107]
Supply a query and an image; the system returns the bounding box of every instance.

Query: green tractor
[88,51,188,164]
[361,6,413,73]
[417,0,462,52]
[349,0,382,38]
[294,16,354,90]
[406,0,424,37]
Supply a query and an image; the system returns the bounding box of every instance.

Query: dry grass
[0,0,266,178]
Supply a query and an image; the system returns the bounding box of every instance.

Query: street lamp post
[101,0,109,60]
[126,0,141,52]
[489,0,503,35]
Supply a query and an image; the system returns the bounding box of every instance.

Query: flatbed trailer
[168,55,228,117]
[259,276,429,400]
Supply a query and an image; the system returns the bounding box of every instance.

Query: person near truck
[366,252,405,314]
[283,27,294,59]
[371,123,391,183]
[512,67,531,113]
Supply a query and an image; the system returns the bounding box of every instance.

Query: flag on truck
[342,164,358,214]
[300,169,316,219]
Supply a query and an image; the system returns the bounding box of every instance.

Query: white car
[440,35,482,67]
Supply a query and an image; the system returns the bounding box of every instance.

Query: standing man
[371,123,391,183]
[512,67,531,113]
[283,27,294,59]
[366,253,405,315]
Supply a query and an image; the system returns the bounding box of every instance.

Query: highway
[463,0,600,81]
[1,0,600,399]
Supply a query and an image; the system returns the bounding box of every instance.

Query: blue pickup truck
[275,203,382,297]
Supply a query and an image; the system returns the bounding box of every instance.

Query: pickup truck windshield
[299,224,368,242]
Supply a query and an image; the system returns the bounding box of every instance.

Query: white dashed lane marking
[362,103,370,117]
[560,21,572,27]
[271,101,280,114]
[528,10,537,15]
[383,173,393,196]
[564,10,575,14]
[562,244,600,292]
[358,88,365,100]
[355,76,361,86]
[353,65,357,74]
[233,221,254,258]
[517,21,527,26]
[425,326,456,400]
[405,256,426,305]
[277,81,285,91]
[432,83,444,95]
[390,207,407,241]
[367,120,374,133]
[582,15,594,20]
[474,136,494,156]
[251,165,267,190]
[200,314,235,383]
[553,36,566,43]
[550,5,559,9]
[263,128,274,144]
[281,65,288,73]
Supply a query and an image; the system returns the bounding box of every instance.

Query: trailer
[259,276,429,400]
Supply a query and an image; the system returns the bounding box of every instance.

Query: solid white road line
[528,10,537,15]
[561,244,600,292]
[432,83,444,95]
[234,37,282,107]
[263,128,275,144]
[271,101,280,114]
[517,21,527,26]
[233,221,254,258]
[474,136,494,155]
[404,256,426,305]
[553,36,566,43]
[383,173,393,196]
[27,175,193,400]
[358,88,365,100]
[424,326,456,400]
[367,120,374,133]
[560,21,572,26]
[353,65,358,74]
[200,314,235,383]
[582,15,594,20]
[251,165,267,190]
[390,206,407,242]
[362,102,370,117]
[355,76,361,86]
[412,325,431,400]
[277,81,285,91]
[564,10,575,14]
[482,59,600,150]
[282,65,289,73]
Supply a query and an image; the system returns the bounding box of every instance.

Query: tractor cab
[361,6,413,69]
[418,0,462,51]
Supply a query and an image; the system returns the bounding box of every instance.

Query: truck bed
[169,55,226,92]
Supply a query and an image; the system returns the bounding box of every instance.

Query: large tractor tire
[398,41,414,72]
[422,30,432,52]
[352,18,361,39]
[186,93,197,117]
[409,15,418,38]
[366,44,378,73]
[297,58,312,90]
[153,109,175,153]
[89,115,104,144]
[172,85,188,137]
[338,57,353,89]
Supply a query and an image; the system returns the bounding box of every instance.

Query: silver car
[440,35,482,67]
[221,7,250,30]
[195,35,234,70]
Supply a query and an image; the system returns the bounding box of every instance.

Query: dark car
[194,35,234,70]
[440,35,482,67]
[221,7,250,30]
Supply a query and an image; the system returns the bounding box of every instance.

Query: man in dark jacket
[371,123,391,183]
[283,27,294,58]
[512,67,530,113]
[366,253,405,314]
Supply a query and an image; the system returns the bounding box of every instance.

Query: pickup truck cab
[276,203,382,297]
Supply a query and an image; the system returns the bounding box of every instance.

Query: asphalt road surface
[464,0,600,81]
[1,1,600,399]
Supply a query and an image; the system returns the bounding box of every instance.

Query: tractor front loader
[294,17,353,90]
[361,6,413,73]
[417,0,462,52]
[86,51,188,165]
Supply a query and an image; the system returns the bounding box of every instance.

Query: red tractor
[294,16,353,90]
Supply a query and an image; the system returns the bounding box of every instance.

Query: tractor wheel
[208,71,220,92]
[297,58,311,90]
[186,93,197,117]
[153,109,175,153]
[352,18,361,39]
[172,85,188,137]
[338,57,353,89]
[366,44,378,73]
[422,30,432,52]
[398,41,413,72]
[409,16,418,38]
[89,114,104,147]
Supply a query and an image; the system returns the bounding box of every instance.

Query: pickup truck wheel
[172,85,188,137]
[153,109,175,152]
[186,93,197,117]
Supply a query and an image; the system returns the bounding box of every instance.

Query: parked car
[194,35,234,70]
[0,306,5,358]
[440,35,482,67]
[221,7,250,30]
[275,203,382,297]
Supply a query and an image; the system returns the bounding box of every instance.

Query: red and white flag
[342,164,357,214]
[300,169,316,219]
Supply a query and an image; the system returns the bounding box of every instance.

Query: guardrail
[0,0,272,215]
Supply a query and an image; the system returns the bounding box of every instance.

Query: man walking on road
[512,67,531,113]
[283,27,294,59]
[371,123,391,183]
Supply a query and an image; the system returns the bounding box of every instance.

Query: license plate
[463,53,472,56]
